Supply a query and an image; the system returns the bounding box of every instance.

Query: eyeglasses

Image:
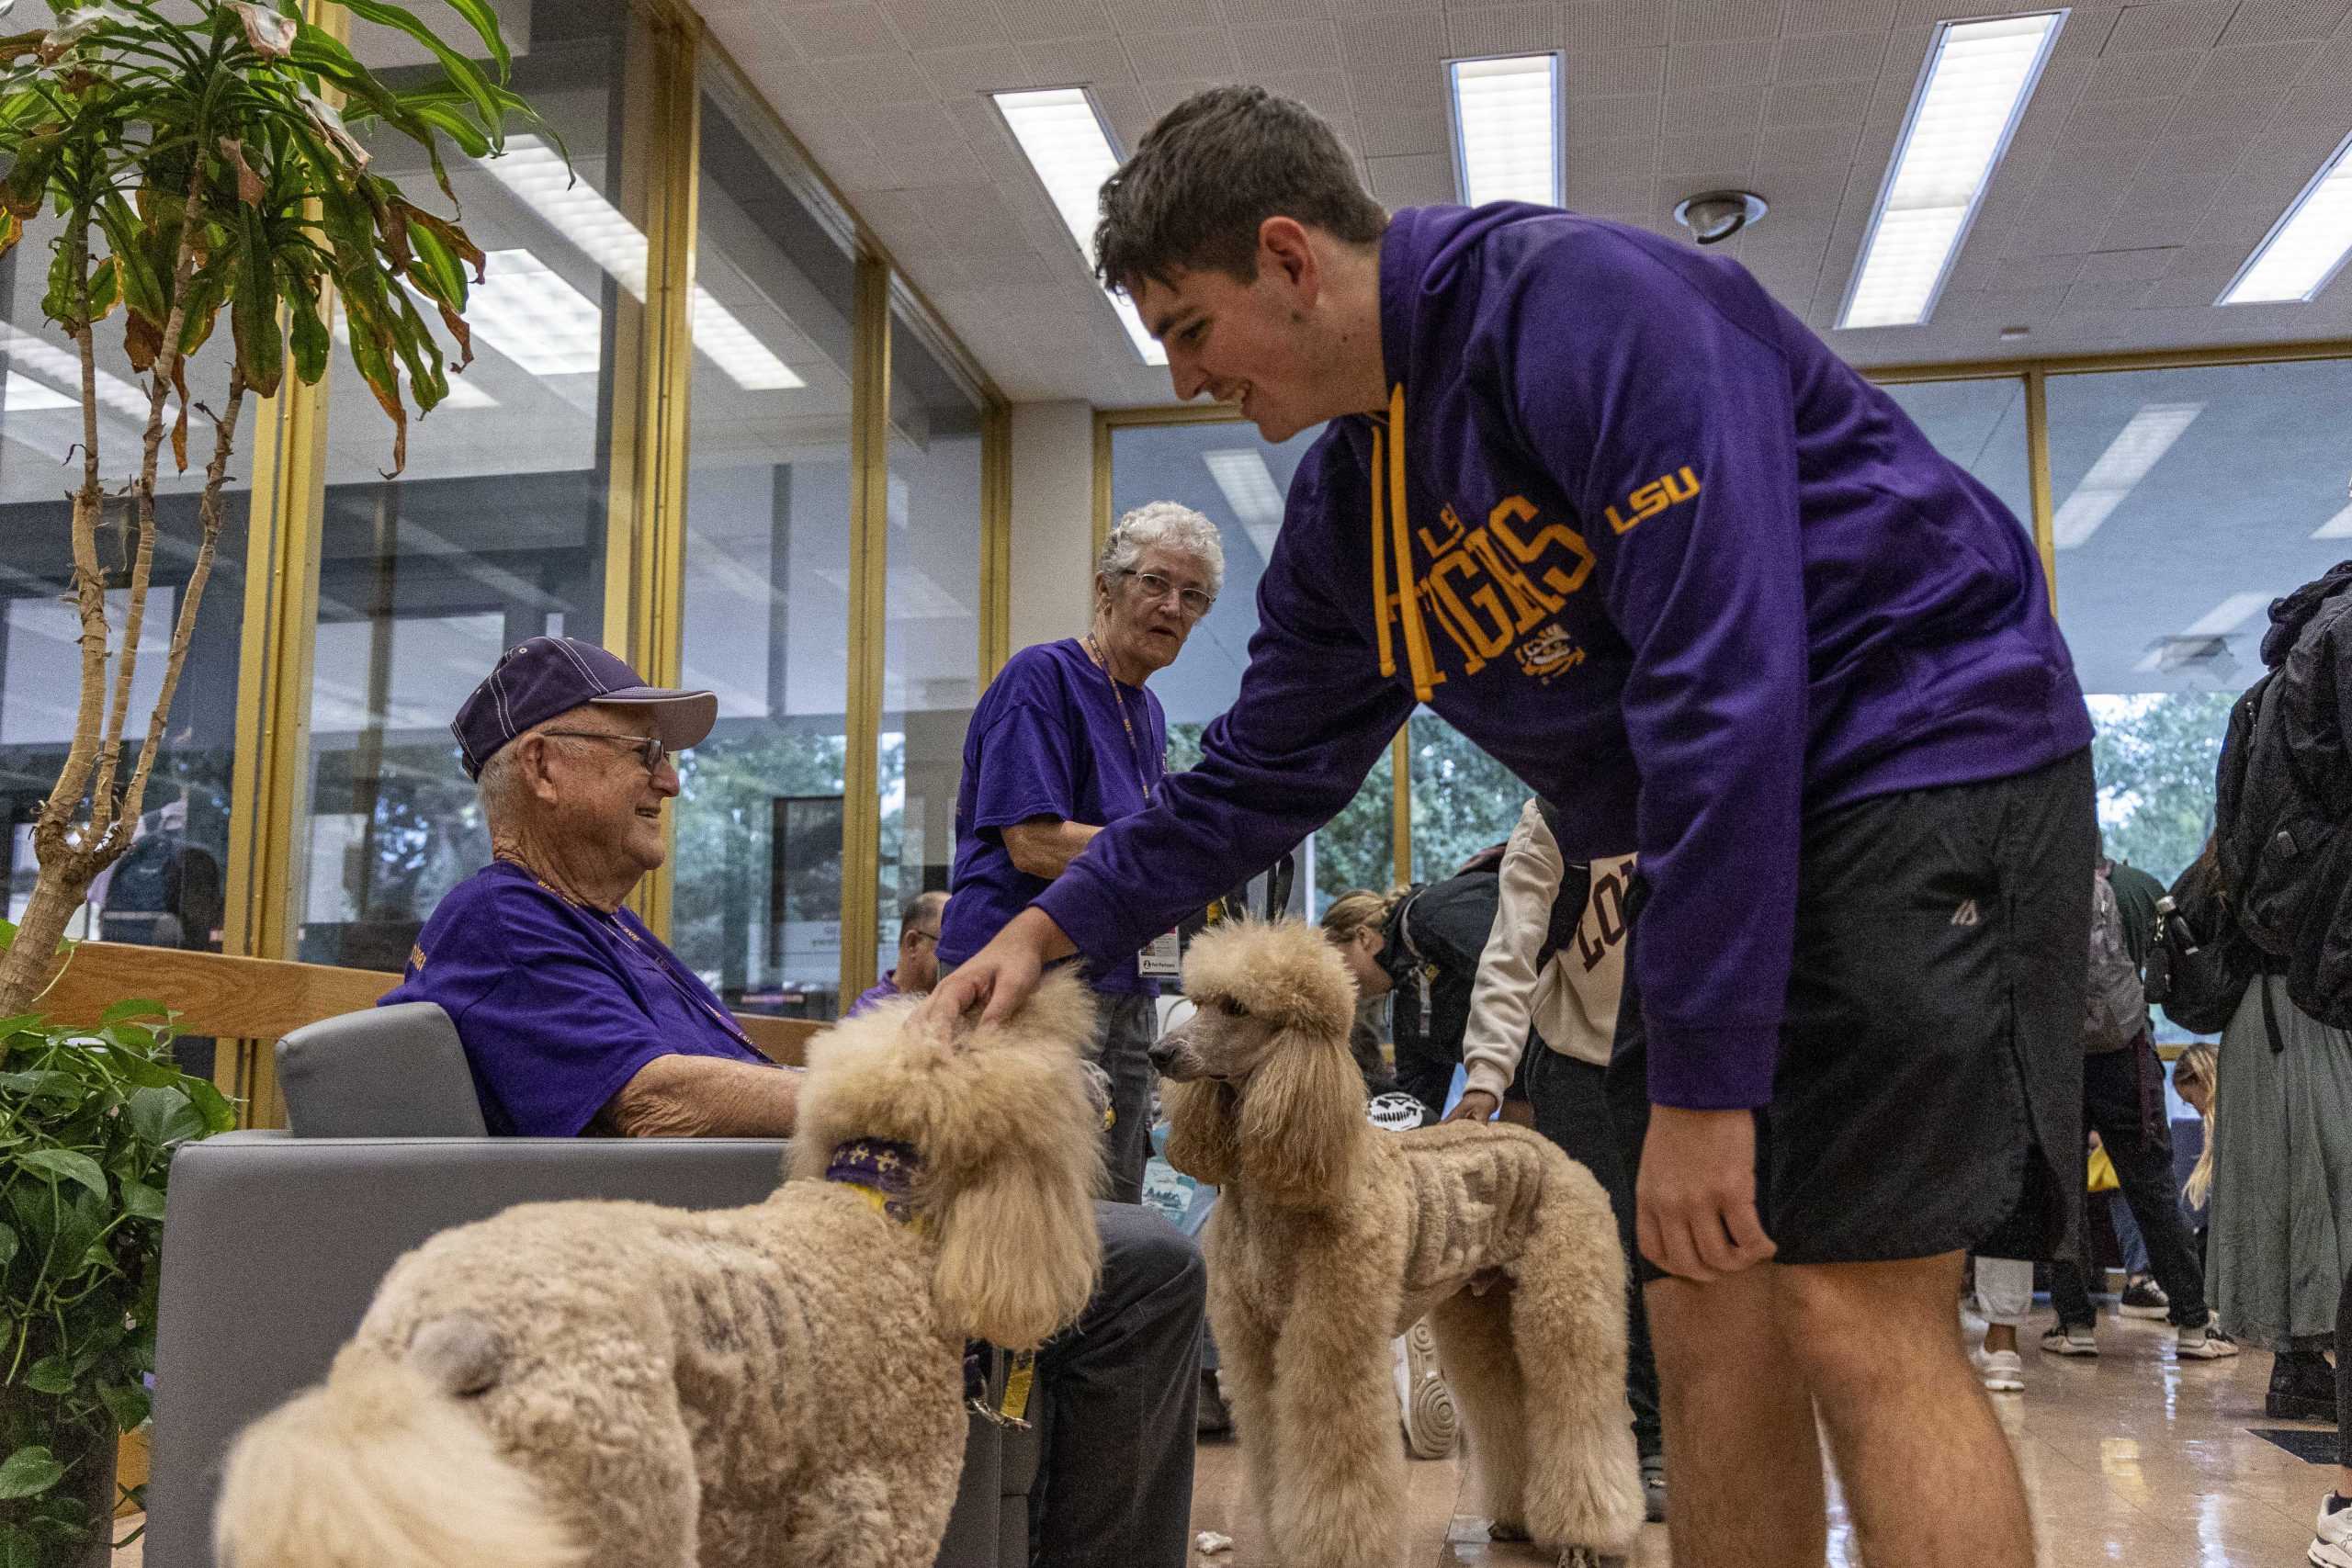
[1116,569,1215,619]
[539,728,671,775]
[904,928,939,948]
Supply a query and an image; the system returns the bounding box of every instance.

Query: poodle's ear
[931,1150,1102,1349]
[1238,1024,1364,1204]
[1161,1077,1241,1187]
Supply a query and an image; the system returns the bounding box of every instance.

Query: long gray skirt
[2209,974,2352,1350]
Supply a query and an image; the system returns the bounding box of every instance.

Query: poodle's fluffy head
[1155,919,1365,1205]
[787,971,1104,1348]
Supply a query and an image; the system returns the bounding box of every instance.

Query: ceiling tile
[1981,253,2087,291]
[1104,0,1219,28]
[1673,0,1781,41]
[1340,8,1449,73]
[994,0,1116,43]
[2139,267,2233,307]
[864,137,992,188]
[1123,27,1235,80]
[919,185,1046,255]
[1763,81,1871,127]
[1657,131,1754,178]
[1018,35,1136,84]
[876,0,1006,50]
[2048,6,2122,61]
[1577,132,1661,175]
[2190,39,2319,96]
[1567,171,1657,212]
[1756,118,1861,165]
[813,51,937,107]
[1351,68,1452,154]
[1447,4,1566,55]
[1091,80,1157,146]
[2083,49,2206,100]
[918,43,1035,96]
[2218,0,2352,44]
[2063,277,2154,316]
[2096,208,2196,251]
[1664,83,1768,134]
[1368,152,1460,207]
[2104,0,2234,53]
[1257,69,1360,130]
[777,2,905,60]
[853,100,965,146]
[1571,45,1667,91]
[1227,19,1347,75]
[1569,90,1661,140]
[2004,193,2129,256]
[1936,283,2069,324]
[2060,94,2178,152]
[1668,37,1778,88]
[1772,29,1886,84]
[1778,0,1893,36]
[1564,0,1674,50]
[2078,245,2184,282]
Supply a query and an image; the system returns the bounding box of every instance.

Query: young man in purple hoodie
[929,86,2092,1568]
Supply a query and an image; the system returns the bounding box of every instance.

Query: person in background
[936,501,1224,1204]
[1320,871,1502,1124]
[384,637,1207,1568]
[850,891,948,1018]
[1442,796,1663,1519]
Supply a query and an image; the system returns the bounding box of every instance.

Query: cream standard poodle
[1154,920,1644,1568]
[213,974,1107,1568]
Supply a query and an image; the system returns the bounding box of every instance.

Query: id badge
[1137,930,1182,978]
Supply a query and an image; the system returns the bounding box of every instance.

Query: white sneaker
[2041,1322,2098,1357]
[2311,1494,2352,1568]
[1978,1348,2024,1392]
[2175,1323,2241,1360]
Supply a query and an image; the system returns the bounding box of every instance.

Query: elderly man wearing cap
[380,637,1207,1568]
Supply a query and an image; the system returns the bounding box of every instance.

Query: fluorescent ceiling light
[467,250,605,376]
[2314,502,2352,538]
[1,329,150,420]
[2221,130,2352,304]
[1838,12,2064,330]
[990,87,1165,367]
[2052,401,2200,548]
[1447,53,1562,209]
[2180,592,2269,638]
[2,370,74,411]
[478,138,804,390]
[1201,447,1284,560]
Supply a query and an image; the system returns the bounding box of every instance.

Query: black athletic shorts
[1605,748,2094,1274]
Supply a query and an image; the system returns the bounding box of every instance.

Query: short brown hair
[1093,85,1389,295]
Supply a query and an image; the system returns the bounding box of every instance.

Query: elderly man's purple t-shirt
[937,638,1166,996]
[380,861,770,1135]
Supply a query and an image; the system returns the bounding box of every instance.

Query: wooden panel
[37,941,828,1067]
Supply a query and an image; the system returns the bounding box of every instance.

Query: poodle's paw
[1556,1548,1628,1568]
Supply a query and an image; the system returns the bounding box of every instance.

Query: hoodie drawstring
[1374,384,1437,702]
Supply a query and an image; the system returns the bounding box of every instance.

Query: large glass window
[1408,710,1527,885]
[876,316,985,961]
[0,220,253,969]
[2047,362,2352,1035]
[669,64,859,1020]
[1108,419,1391,916]
[296,1,645,970]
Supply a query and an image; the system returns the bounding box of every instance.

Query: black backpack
[2143,851,2256,1036]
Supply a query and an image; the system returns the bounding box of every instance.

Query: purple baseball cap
[452,637,718,780]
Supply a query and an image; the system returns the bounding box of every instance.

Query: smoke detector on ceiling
[1673,191,1768,245]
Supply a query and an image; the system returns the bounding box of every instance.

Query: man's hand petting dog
[924,908,1076,1031]
[1635,1106,1776,1281]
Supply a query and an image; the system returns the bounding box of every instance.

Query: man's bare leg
[1645,1263,1826,1568]
[1779,1251,2034,1568]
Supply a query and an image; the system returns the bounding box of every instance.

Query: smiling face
[529,701,679,877]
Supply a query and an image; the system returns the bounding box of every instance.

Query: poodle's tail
[213,1346,582,1568]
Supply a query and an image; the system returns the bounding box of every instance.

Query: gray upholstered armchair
[147,1002,1038,1567]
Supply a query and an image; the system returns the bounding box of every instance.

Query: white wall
[1008,400,1096,653]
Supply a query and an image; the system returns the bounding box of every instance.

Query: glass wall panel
[0,55,253,976]
[669,67,859,1020]
[296,0,643,970]
[2047,360,2352,1035]
[1881,377,2032,529]
[1408,710,1529,885]
[1108,420,1389,916]
[876,318,984,961]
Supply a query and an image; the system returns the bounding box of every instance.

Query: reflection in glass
[669,64,858,1020]
[1109,420,1389,915]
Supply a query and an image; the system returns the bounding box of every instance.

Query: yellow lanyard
[1082,635,1160,804]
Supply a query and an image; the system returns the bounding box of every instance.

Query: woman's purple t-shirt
[937,638,1167,996]
[379,860,771,1135]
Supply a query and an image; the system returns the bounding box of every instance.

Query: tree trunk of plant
[0,870,95,1018]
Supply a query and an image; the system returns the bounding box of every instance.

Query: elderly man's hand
[922,907,1077,1029]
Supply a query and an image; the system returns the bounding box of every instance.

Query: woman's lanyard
[1083,634,1161,803]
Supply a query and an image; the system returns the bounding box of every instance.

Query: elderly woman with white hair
[937,500,1225,1202]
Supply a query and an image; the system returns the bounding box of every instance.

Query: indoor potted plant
[0,0,543,1557]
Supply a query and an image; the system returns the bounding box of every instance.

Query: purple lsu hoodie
[1037,203,2091,1111]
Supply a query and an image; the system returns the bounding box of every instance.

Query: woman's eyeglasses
[1117,569,1215,619]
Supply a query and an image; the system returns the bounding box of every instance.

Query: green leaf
[339,0,503,142]
[96,194,164,326]
[183,1077,236,1135]
[15,1148,106,1199]
[21,1357,73,1395]
[230,207,282,396]
[118,1179,163,1221]
[98,999,167,1027]
[283,275,327,385]
[96,1382,147,1434]
[0,1447,63,1501]
[125,1087,204,1148]
[0,1223,17,1269]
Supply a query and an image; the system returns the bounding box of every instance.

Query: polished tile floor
[115,1309,2337,1567]
[1183,1309,2340,1566]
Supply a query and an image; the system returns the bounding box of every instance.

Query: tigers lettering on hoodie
[1035,202,2091,1112]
